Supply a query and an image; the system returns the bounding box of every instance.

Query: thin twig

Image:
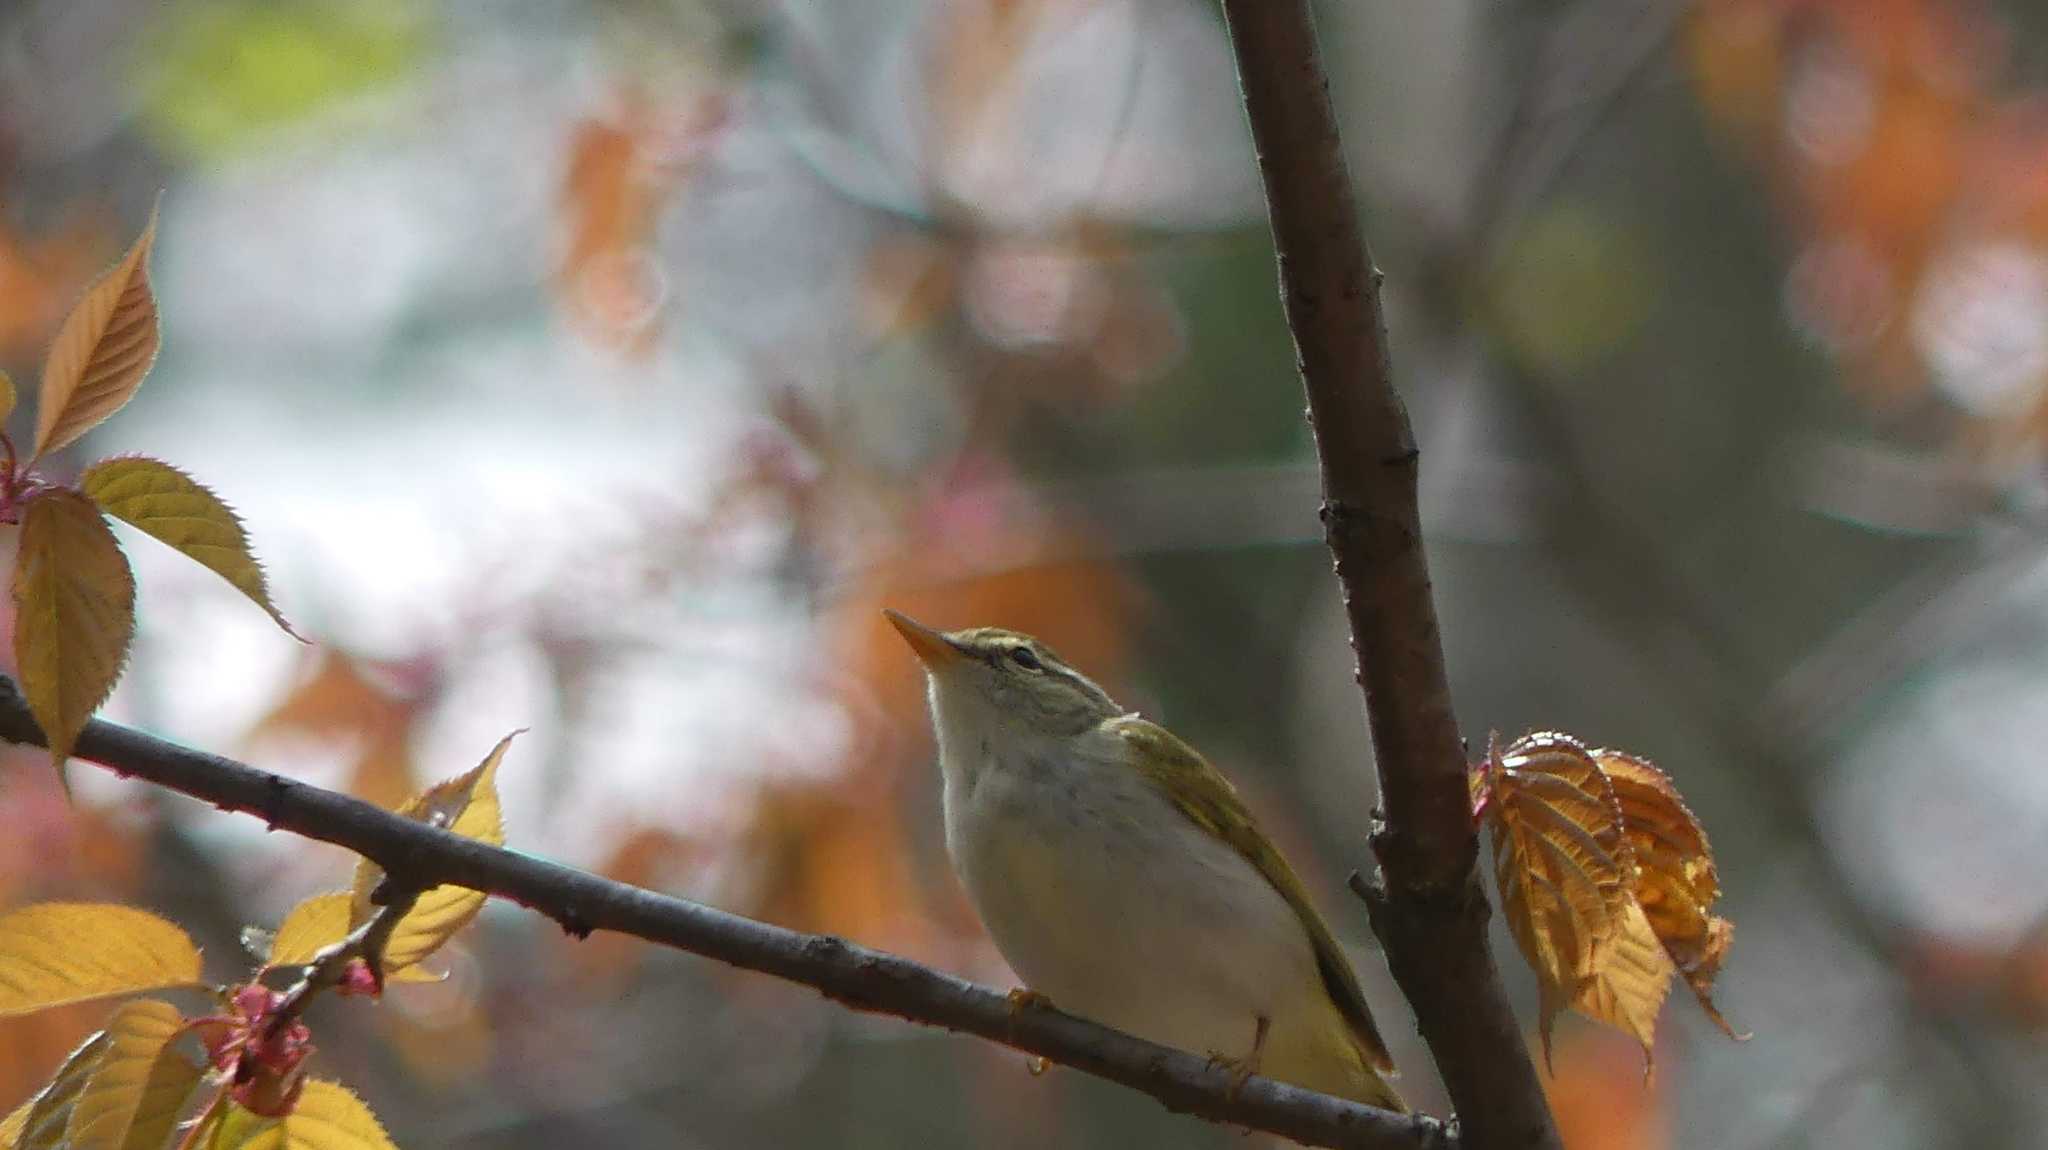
[1216,4,1562,1148]
[0,678,1448,1150]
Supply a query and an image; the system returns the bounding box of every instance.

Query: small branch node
[268,882,422,1033]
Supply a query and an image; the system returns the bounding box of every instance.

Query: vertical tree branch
[1217,5,1562,1148]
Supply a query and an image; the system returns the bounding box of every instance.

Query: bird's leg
[1006,987,1053,1014]
[1006,988,1055,1074]
[1207,1014,1270,1100]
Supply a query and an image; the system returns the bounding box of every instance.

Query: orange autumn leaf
[0,1000,119,1122]
[557,105,662,351]
[32,208,160,462]
[1481,731,1637,1062]
[1568,900,1676,1070]
[250,651,410,742]
[0,210,115,361]
[2007,928,2048,1029]
[248,651,427,809]
[927,0,1048,175]
[859,235,959,338]
[736,778,945,960]
[1686,0,1784,137]
[1545,1028,1670,1150]
[555,93,720,353]
[1480,731,1744,1069]
[1592,749,1743,1039]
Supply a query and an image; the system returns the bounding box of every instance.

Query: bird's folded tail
[1350,1066,1408,1115]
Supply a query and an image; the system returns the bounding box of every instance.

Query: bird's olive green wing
[1109,716,1395,1073]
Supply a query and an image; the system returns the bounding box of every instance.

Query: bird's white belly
[945,751,1323,1061]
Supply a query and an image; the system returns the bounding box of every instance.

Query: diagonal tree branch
[1217,4,1562,1149]
[0,678,1450,1150]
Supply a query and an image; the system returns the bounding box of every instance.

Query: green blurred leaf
[1490,204,1650,378]
[135,0,423,160]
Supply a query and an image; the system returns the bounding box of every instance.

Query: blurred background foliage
[3,0,2047,1146]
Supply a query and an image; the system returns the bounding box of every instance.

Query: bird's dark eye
[1008,646,1043,671]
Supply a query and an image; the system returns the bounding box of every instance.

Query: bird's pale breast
[944,734,1350,1081]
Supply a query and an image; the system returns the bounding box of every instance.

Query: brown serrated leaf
[33,209,159,462]
[348,733,517,976]
[12,488,136,775]
[1482,731,1636,1064]
[12,1028,111,1150]
[0,903,202,1017]
[214,1079,397,1150]
[1593,748,1744,1039]
[64,998,201,1150]
[79,456,300,639]
[0,369,16,428]
[1564,899,1676,1071]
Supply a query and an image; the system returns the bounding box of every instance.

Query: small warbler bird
[885,611,1405,1112]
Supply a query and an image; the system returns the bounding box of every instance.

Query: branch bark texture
[0,680,1448,1150]
[1217,5,1562,1148]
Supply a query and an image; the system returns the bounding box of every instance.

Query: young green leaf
[264,892,352,971]
[0,903,203,1016]
[79,456,300,639]
[263,892,446,986]
[12,1029,112,1150]
[348,734,516,975]
[209,1080,397,1150]
[64,998,202,1150]
[193,1101,272,1150]
[192,1101,258,1150]
[33,208,160,462]
[12,488,136,774]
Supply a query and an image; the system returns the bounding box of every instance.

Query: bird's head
[884,611,1121,749]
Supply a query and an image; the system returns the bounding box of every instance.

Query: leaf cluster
[0,739,513,1149]
[1,208,298,789]
[1474,730,1743,1069]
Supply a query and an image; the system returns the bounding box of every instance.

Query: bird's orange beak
[884,609,964,667]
